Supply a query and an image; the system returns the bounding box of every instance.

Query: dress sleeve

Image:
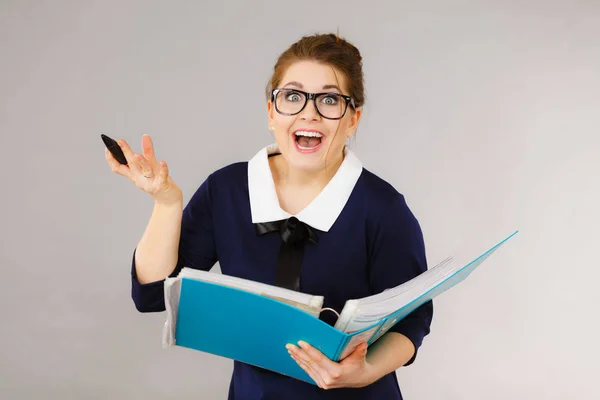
[368,193,434,366]
[130,174,218,312]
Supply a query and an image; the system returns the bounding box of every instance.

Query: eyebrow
[283,81,342,92]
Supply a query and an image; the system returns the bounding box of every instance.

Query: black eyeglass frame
[271,88,356,120]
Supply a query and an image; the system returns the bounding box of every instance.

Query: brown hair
[265,32,365,108]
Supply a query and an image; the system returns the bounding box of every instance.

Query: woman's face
[267,60,362,173]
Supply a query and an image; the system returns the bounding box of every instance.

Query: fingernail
[298,341,307,348]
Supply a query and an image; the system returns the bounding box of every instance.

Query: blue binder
[171,230,518,385]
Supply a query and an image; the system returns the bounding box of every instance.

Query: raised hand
[105,134,182,206]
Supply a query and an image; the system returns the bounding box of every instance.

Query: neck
[271,149,346,191]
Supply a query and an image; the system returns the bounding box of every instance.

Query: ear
[267,100,275,128]
[348,107,362,134]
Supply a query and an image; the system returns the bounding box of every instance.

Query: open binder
[162,230,518,385]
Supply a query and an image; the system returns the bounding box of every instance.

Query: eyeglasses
[271,88,356,120]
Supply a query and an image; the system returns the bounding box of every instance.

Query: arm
[134,198,184,284]
[366,193,434,367]
[131,175,218,312]
[104,136,218,312]
[362,332,416,385]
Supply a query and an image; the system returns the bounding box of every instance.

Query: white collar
[247,143,363,232]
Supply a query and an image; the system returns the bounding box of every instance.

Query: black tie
[254,217,319,291]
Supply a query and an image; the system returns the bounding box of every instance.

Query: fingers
[117,139,141,175]
[105,136,173,194]
[135,153,155,178]
[298,341,338,371]
[293,355,326,388]
[287,342,340,388]
[105,147,132,180]
[287,344,324,386]
[158,160,169,184]
[141,134,160,171]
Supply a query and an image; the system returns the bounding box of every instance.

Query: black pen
[101,134,128,165]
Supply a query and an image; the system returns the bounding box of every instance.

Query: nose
[298,98,321,121]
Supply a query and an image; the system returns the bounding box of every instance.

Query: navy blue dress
[131,144,434,399]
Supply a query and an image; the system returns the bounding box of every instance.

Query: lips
[292,129,325,154]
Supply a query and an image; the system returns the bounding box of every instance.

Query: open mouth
[294,131,324,152]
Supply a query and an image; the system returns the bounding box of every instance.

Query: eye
[320,94,340,105]
[285,91,303,102]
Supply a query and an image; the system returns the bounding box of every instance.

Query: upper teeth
[295,131,323,138]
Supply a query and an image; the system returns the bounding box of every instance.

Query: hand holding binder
[286,339,374,389]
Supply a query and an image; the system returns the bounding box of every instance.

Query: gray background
[1,0,599,399]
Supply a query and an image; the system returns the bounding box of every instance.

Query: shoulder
[196,161,249,191]
[357,168,409,212]
[187,161,248,205]
[209,161,248,180]
[354,167,423,237]
[357,169,425,251]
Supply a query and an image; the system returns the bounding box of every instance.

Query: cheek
[274,118,294,134]
[324,121,351,144]
[273,120,295,145]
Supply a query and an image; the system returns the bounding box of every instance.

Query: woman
[105,32,433,400]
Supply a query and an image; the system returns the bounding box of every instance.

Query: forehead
[280,60,348,93]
